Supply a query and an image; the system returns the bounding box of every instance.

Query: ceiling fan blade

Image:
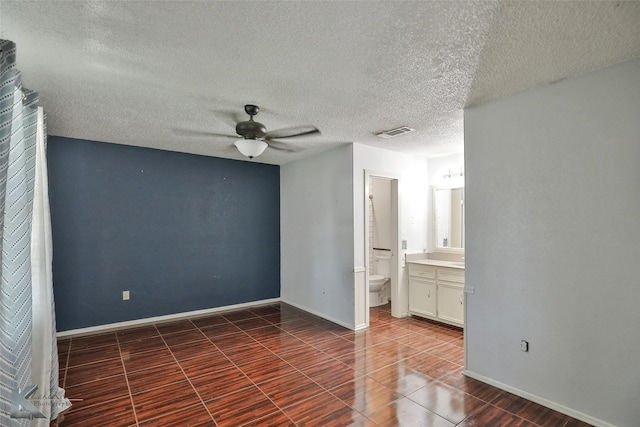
[267,140,298,152]
[265,126,320,140]
[173,129,237,139]
[213,109,245,127]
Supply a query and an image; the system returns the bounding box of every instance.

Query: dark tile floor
[52,303,592,426]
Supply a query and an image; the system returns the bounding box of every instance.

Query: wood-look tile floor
[52,303,593,426]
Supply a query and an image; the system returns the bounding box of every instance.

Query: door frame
[364,170,401,326]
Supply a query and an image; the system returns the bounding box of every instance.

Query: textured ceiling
[2,1,639,165]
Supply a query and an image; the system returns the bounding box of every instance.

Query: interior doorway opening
[364,171,400,327]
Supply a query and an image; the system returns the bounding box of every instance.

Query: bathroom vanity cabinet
[408,262,464,327]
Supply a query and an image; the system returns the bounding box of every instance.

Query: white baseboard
[462,370,613,427]
[57,298,281,338]
[280,298,355,331]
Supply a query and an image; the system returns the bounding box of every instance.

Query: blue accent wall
[48,137,280,331]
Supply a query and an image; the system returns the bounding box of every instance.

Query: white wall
[427,153,464,186]
[353,143,429,318]
[464,58,640,427]
[280,145,355,328]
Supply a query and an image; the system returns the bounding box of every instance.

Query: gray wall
[48,137,280,331]
[280,145,355,328]
[464,58,640,426]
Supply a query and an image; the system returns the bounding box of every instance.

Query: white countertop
[407,259,465,269]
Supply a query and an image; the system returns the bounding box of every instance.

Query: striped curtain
[0,39,68,426]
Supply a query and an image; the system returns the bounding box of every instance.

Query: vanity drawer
[437,267,465,283]
[408,264,436,279]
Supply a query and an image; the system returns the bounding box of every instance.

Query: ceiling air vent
[376,126,415,139]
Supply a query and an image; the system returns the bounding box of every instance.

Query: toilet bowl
[369,274,390,307]
[370,250,392,307]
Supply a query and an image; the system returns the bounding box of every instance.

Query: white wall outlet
[122,290,130,301]
[521,340,529,352]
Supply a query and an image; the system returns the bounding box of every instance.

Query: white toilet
[369,251,391,307]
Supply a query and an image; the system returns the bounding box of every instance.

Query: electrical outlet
[122,290,130,301]
[521,340,529,352]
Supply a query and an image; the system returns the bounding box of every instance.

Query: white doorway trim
[363,170,401,326]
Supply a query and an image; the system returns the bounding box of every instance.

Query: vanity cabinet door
[409,278,436,318]
[437,281,464,326]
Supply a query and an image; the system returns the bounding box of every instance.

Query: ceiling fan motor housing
[236,120,267,139]
[236,104,266,139]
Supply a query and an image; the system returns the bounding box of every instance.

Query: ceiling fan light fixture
[234,138,268,159]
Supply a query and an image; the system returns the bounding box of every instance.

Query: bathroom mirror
[434,187,465,250]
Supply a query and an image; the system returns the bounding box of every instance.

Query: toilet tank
[373,249,391,277]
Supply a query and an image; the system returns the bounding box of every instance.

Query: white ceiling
[2,1,639,165]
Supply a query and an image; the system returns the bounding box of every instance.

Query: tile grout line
[57,337,134,422]
[253,320,382,425]
[155,319,220,427]
[51,338,72,426]
[208,313,300,427]
[117,327,145,427]
[239,311,330,427]
[237,308,318,426]
[60,337,71,389]
[476,401,546,427]
[219,309,382,426]
[122,320,236,424]
[163,313,298,426]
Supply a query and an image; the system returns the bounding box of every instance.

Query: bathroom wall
[464,58,640,426]
[428,153,464,186]
[48,137,281,331]
[280,144,355,328]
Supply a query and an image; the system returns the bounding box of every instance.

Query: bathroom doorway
[364,171,400,327]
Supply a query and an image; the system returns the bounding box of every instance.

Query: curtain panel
[0,39,68,426]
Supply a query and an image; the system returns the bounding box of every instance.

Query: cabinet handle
[459,296,463,304]
[427,290,431,298]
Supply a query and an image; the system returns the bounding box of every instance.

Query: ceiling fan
[178,104,320,159]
